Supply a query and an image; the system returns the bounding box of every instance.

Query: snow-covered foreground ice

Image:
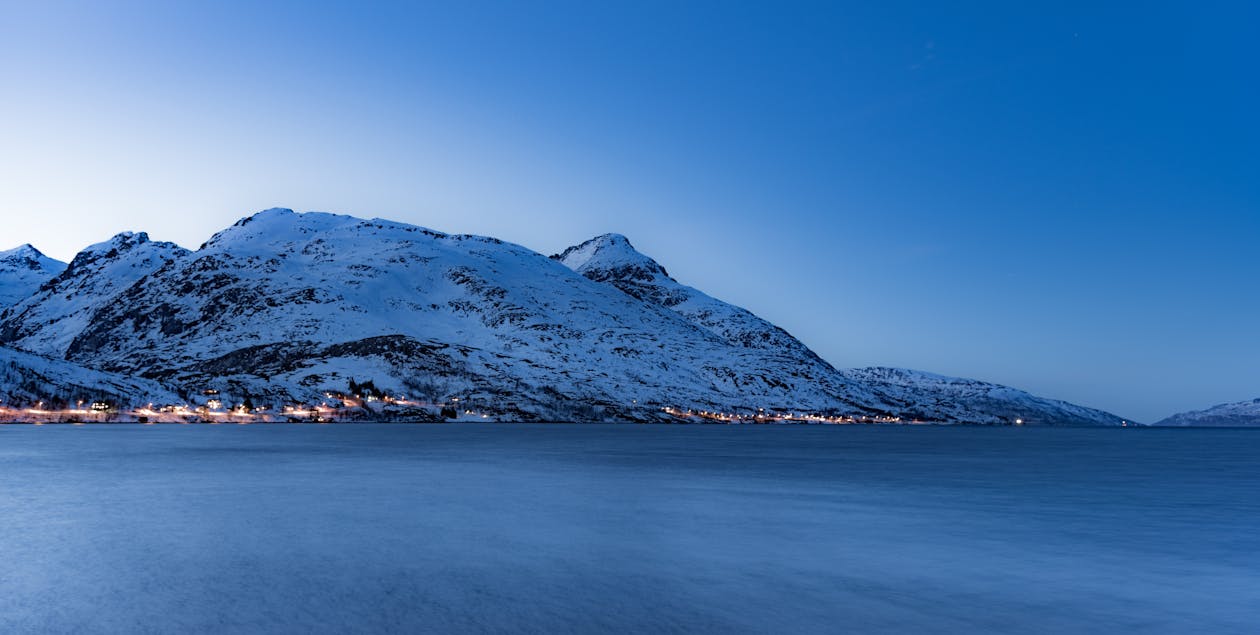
[0,425,1256,634]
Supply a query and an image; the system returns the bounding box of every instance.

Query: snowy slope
[555,234,830,363]
[557,234,1128,426]
[0,344,178,410]
[0,232,189,357]
[0,209,1133,424]
[33,209,879,418]
[1157,399,1260,427]
[0,245,65,307]
[839,367,1127,426]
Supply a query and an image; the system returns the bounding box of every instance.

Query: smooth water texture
[1,425,1257,633]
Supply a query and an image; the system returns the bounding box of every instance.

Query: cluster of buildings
[661,406,904,424]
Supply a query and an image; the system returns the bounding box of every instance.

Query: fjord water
[1,425,1256,633]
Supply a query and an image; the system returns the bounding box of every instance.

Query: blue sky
[1,0,1256,421]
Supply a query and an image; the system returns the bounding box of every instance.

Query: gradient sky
[1,1,1256,421]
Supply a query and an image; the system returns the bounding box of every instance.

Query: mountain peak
[553,233,670,281]
[0,244,67,307]
[64,232,154,269]
[202,208,375,253]
[552,232,844,370]
[108,231,150,247]
[1,244,45,259]
[42,231,187,293]
[235,207,297,227]
[592,232,632,246]
[0,243,65,272]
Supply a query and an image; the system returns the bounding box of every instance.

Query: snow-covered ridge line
[1158,398,1260,427]
[0,208,1133,425]
[555,233,1127,426]
[0,231,189,358]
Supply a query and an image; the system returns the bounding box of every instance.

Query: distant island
[1158,399,1260,427]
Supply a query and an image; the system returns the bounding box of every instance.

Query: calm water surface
[0,424,1256,633]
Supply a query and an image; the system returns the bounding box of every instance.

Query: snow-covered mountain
[838,367,1127,426]
[555,233,1126,426]
[0,244,65,307]
[0,208,1131,424]
[10,209,882,419]
[0,232,189,357]
[1157,399,1260,427]
[0,344,178,409]
[555,234,830,364]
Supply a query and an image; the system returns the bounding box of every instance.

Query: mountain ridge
[555,233,1126,426]
[0,208,1131,424]
[1158,398,1260,427]
[1,231,189,358]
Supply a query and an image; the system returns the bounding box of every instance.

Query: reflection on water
[1,425,1257,633]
